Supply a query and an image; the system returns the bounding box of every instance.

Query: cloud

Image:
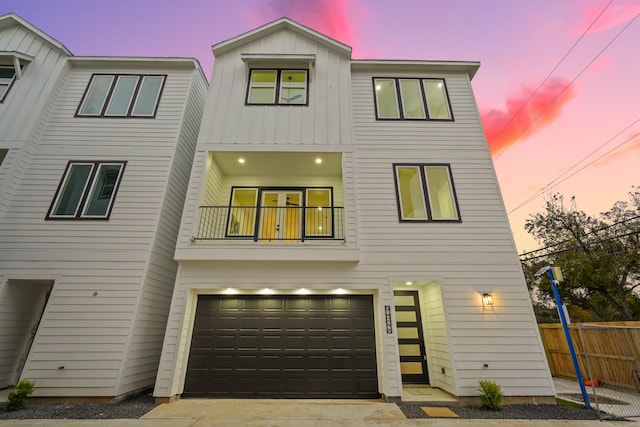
[480,79,576,156]
[572,2,640,36]
[252,0,362,47]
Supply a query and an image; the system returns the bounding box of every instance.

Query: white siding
[0,58,206,397]
[117,70,207,395]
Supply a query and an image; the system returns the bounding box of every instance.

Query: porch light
[315,158,322,164]
[406,281,413,286]
[482,293,494,307]
[238,158,245,164]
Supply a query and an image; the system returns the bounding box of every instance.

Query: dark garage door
[183,295,379,398]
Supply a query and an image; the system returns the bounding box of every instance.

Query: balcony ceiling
[212,152,343,177]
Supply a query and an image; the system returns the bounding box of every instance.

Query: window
[393,164,460,221]
[374,78,452,120]
[76,74,165,117]
[47,161,126,219]
[246,69,308,105]
[0,65,17,102]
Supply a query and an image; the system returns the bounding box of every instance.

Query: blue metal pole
[547,268,592,410]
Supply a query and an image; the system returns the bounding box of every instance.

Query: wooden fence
[539,322,640,389]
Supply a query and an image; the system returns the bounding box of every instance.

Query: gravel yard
[0,393,157,420]
[397,402,602,420]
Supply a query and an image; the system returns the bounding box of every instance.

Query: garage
[183,295,379,398]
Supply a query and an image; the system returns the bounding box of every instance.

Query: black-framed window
[246,69,308,105]
[0,65,18,103]
[393,163,460,222]
[374,78,452,120]
[46,161,126,220]
[76,74,166,118]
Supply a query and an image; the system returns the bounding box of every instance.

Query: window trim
[245,69,309,106]
[46,160,127,220]
[75,74,166,118]
[393,163,461,222]
[373,78,453,121]
[0,65,17,103]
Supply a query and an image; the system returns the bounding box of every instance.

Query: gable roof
[0,13,72,56]
[212,17,352,58]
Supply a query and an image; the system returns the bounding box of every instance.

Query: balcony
[193,205,345,242]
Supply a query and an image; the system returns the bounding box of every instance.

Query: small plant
[5,380,35,412]
[479,379,503,411]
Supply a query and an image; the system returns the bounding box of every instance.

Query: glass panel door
[305,189,332,237]
[259,190,302,242]
[394,290,429,384]
[228,188,258,237]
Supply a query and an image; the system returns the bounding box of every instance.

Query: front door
[394,290,429,383]
[259,190,302,241]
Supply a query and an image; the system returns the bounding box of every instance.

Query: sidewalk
[0,378,637,426]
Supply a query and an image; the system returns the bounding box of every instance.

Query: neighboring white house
[0,14,207,399]
[154,18,555,403]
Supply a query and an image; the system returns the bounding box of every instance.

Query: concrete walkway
[1,378,637,426]
[0,399,634,427]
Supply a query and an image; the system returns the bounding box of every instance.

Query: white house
[154,18,555,403]
[0,14,207,399]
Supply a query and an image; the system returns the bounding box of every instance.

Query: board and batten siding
[349,67,553,397]
[0,61,206,397]
[200,29,352,146]
[0,22,70,142]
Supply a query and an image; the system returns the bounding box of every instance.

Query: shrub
[5,380,35,412]
[479,379,503,411]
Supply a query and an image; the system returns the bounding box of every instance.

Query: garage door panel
[184,295,379,398]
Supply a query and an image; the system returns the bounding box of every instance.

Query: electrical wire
[507,123,640,215]
[492,0,616,160]
[518,214,640,257]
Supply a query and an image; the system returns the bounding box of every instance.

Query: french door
[259,190,302,241]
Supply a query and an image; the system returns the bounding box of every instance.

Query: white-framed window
[246,69,308,105]
[0,65,17,102]
[76,74,166,117]
[374,78,452,120]
[393,164,460,221]
[46,161,126,220]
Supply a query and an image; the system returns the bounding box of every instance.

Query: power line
[520,230,640,262]
[496,8,640,164]
[507,120,640,215]
[518,214,640,258]
[493,0,615,160]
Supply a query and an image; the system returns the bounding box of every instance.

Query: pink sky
[2,0,638,252]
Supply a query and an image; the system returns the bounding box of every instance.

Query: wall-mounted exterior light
[482,293,494,307]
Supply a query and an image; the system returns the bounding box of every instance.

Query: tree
[521,187,640,322]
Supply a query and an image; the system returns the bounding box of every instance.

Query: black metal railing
[193,206,345,242]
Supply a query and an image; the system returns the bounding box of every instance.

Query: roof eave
[212,18,351,58]
[351,59,481,80]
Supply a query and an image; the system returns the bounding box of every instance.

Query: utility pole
[535,266,592,410]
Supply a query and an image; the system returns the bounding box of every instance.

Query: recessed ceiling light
[296,288,311,294]
[315,158,322,164]
[333,288,347,294]
[238,158,245,164]
[223,287,238,294]
[406,281,413,286]
[260,288,274,294]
